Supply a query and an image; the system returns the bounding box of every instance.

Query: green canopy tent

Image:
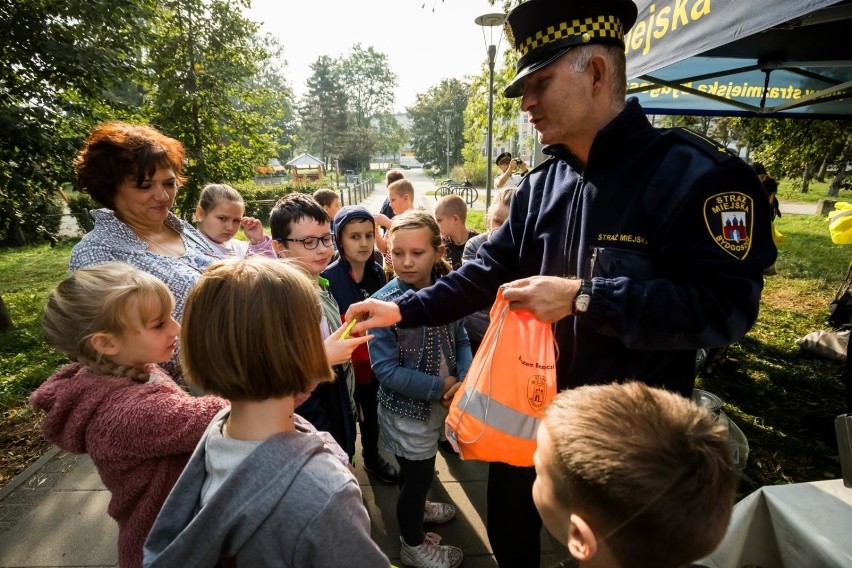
[626,0,852,118]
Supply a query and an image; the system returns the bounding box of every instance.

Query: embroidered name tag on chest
[703,192,754,260]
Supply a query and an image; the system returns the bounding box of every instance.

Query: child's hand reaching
[441,375,461,409]
[373,213,392,229]
[241,216,265,245]
[324,324,373,366]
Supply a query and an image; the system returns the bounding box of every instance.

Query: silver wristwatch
[574,279,592,313]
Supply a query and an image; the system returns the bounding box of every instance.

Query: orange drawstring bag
[446,289,557,467]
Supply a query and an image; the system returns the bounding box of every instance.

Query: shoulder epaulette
[526,154,555,175]
[662,127,736,164]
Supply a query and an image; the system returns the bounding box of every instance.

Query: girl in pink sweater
[29,262,227,568]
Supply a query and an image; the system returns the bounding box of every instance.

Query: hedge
[229,179,333,222]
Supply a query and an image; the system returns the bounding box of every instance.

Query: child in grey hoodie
[143,257,389,568]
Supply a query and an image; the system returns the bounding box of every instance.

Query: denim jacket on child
[368,276,472,421]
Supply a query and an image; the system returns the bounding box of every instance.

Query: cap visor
[504,47,573,98]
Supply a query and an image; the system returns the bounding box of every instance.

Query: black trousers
[356,381,381,463]
[487,462,542,567]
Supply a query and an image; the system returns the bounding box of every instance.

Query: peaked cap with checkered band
[503,0,638,98]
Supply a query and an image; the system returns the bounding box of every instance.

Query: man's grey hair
[566,44,627,108]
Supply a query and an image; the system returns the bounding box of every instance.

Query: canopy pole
[759,69,772,110]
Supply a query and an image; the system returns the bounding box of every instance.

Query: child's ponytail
[196,183,244,217]
[74,355,151,383]
[434,257,452,278]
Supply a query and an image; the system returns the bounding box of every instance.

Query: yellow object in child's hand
[340,318,358,340]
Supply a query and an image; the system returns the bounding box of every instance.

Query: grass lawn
[777,177,852,204]
[0,241,74,485]
[0,215,850,495]
[697,214,849,492]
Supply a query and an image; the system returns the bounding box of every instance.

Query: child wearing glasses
[269,193,371,461]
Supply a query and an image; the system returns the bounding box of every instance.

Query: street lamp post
[443,110,452,177]
[475,12,505,210]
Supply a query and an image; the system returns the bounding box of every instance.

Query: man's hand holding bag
[445,289,557,467]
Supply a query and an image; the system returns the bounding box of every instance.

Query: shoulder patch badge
[703,192,754,260]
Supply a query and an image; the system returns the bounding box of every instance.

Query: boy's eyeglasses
[277,234,334,250]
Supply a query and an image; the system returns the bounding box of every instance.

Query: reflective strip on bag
[456,387,540,441]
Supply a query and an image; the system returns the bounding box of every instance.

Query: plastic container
[692,389,750,472]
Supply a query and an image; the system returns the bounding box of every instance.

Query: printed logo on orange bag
[703,192,754,260]
[527,375,548,413]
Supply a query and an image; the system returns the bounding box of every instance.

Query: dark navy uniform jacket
[396,98,776,396]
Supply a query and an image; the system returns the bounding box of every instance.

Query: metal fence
[340,178,375,207]
[46,209,91,238]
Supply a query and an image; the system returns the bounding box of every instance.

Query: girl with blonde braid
[29,262,227,568]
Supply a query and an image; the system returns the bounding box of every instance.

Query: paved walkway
[356,168,487,216]
[778,201,818,215]
[0,436,568,567]
[0,174,564,567]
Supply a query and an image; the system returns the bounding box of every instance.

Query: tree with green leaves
[461,52,520,172]
[657,114,713,135]
[147,0,278,215]
[340,126,377,171]
[408,79,470,173]
[244,34,297,163]
[0,0,155,245]
[299,56,349,168]
[336,44,397,129]
[372,112,409,167]
[735,117,850,193]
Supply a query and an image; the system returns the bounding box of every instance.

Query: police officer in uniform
[495,151,529,189]
[347,0,776,565]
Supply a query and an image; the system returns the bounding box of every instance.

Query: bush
[65,191,97,233]
[229,180,333,221]
[0,191,63,247]
[452,161,488,187]
[363,170,384,183]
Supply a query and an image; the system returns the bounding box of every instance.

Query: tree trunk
[817,154,829,182]
[801,163,812,193]
[828,136,850,198]
[0,294,12,332]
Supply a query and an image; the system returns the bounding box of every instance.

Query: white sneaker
[423,501,456,524]
[400,533,463,568]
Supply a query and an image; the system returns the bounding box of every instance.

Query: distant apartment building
[488,110,537,167]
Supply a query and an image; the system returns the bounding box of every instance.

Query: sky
[244,0,511,113]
